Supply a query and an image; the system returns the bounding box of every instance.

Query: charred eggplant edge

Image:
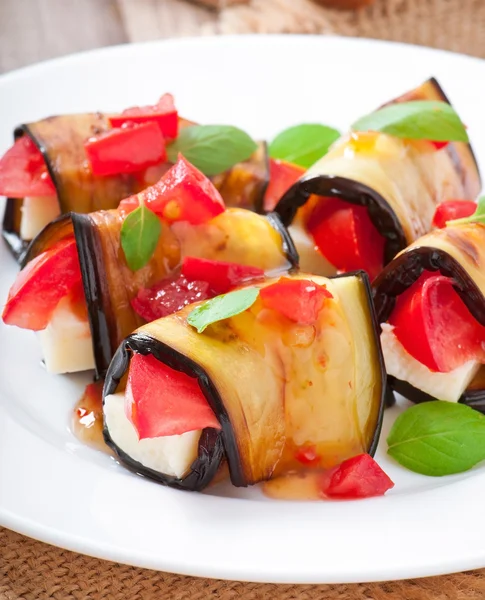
[332,269,390,450]
[275,175,406,264]
[373,246,485,411]
[103,333,234,490]
[265,211,300,269]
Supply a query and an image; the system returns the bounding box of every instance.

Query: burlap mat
[3,0,485,597]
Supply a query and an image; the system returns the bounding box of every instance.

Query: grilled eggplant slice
[103,272,386,490]
[2,116,269,261]
[373,223,485,411]
[23,207,298,378]
[274,78,481,276]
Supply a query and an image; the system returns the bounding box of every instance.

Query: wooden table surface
[0,0,217,74]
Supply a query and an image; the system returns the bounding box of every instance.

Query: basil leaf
[167,125,258,176]
[120,205,161,272]
[447,196,484,226]
[387,401,485,476]
[187,287,260,333]
[352,101,469,143]
[269,124,340,168]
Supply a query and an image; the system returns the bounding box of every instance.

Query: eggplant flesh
[373,223,485,411]
[211,142,269,212]
[2,116,269,260]
[23,207,298,379]
[103,272,386,489]
[274,78,481,273]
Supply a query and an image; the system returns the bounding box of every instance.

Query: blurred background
[1,0,485,74]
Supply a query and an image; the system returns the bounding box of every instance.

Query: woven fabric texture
[2,0,485,598]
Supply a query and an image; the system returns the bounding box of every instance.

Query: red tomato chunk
[109,93,178,140]
[432,200,476,229]
[125,353,220,439]
[260,277,332,325]
[307,197,385,280]
[85,121,166,177]
[263,159,305,212]
[0,136,56,197]
[119,155,225,225]
[319,454,394,499]
[389,271,485,372]
[2,237,81,330]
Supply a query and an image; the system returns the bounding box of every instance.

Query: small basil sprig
[352,101,469,143]
[447,196,484,227]
[387,401,485,476]
[167,125,258,176]
[187,287,260,333]
[269,124,340,168]
[120,203,161,271]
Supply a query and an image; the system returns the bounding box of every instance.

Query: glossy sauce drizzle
[72,381,111,454]
[263,471,327,501]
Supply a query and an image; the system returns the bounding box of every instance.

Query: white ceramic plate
[1,35,485,585]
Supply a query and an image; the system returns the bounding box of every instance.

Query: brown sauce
[72,381,112,454]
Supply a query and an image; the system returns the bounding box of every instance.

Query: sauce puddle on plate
[72,381,112,454]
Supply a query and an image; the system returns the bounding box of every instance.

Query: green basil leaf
[352,101,469,143]
[187,287,260,333]
[446,196,483,226]
[167,125,258,176]
[120,205,161,272]
[387,401,485,476]
[269,124,340,168]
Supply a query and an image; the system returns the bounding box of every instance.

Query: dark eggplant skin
[330,269,389,454]
[265,211,299,269]
[276,176,406,265]
[373,241,485,411]
[274,77,481,268]
[103,334,226,491]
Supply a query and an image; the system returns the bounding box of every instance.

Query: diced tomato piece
[125,353,220,439]
[295,445,321,465]
[110,94,178,140]
[432,200,476,228]
[260,277,332,325]
[84,121,166,177]
[131,275,212,322]
[119,154,225,224]
[319,454,394,499]
[0,136,56,198]
[430,141,449,150]
[389,271,485,372]
[307,197,385,280]
[263,159,305,212]
[2,237,81,330]
[182,257,264,295]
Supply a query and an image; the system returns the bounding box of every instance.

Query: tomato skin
[131,275,212,322]
[430,141,449,150]
[260,277,332,325]
[0,136,56,197]
[109,94,178,140]
[84,121,166,177]
[2,237,81,330]
[182,257,264,295]
[126,353,220,439]
[432,200,476,229]
[263,159,305,212]
[119,154,226,225]
[307,198,385,281]
[319,454,394,499]
[389,271,485,372]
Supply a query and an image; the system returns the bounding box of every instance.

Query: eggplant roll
[373,223,485,410]
[102,272,386,490]
[22,207,297,378]
[2,118,269,261]
[274,78,481,276]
